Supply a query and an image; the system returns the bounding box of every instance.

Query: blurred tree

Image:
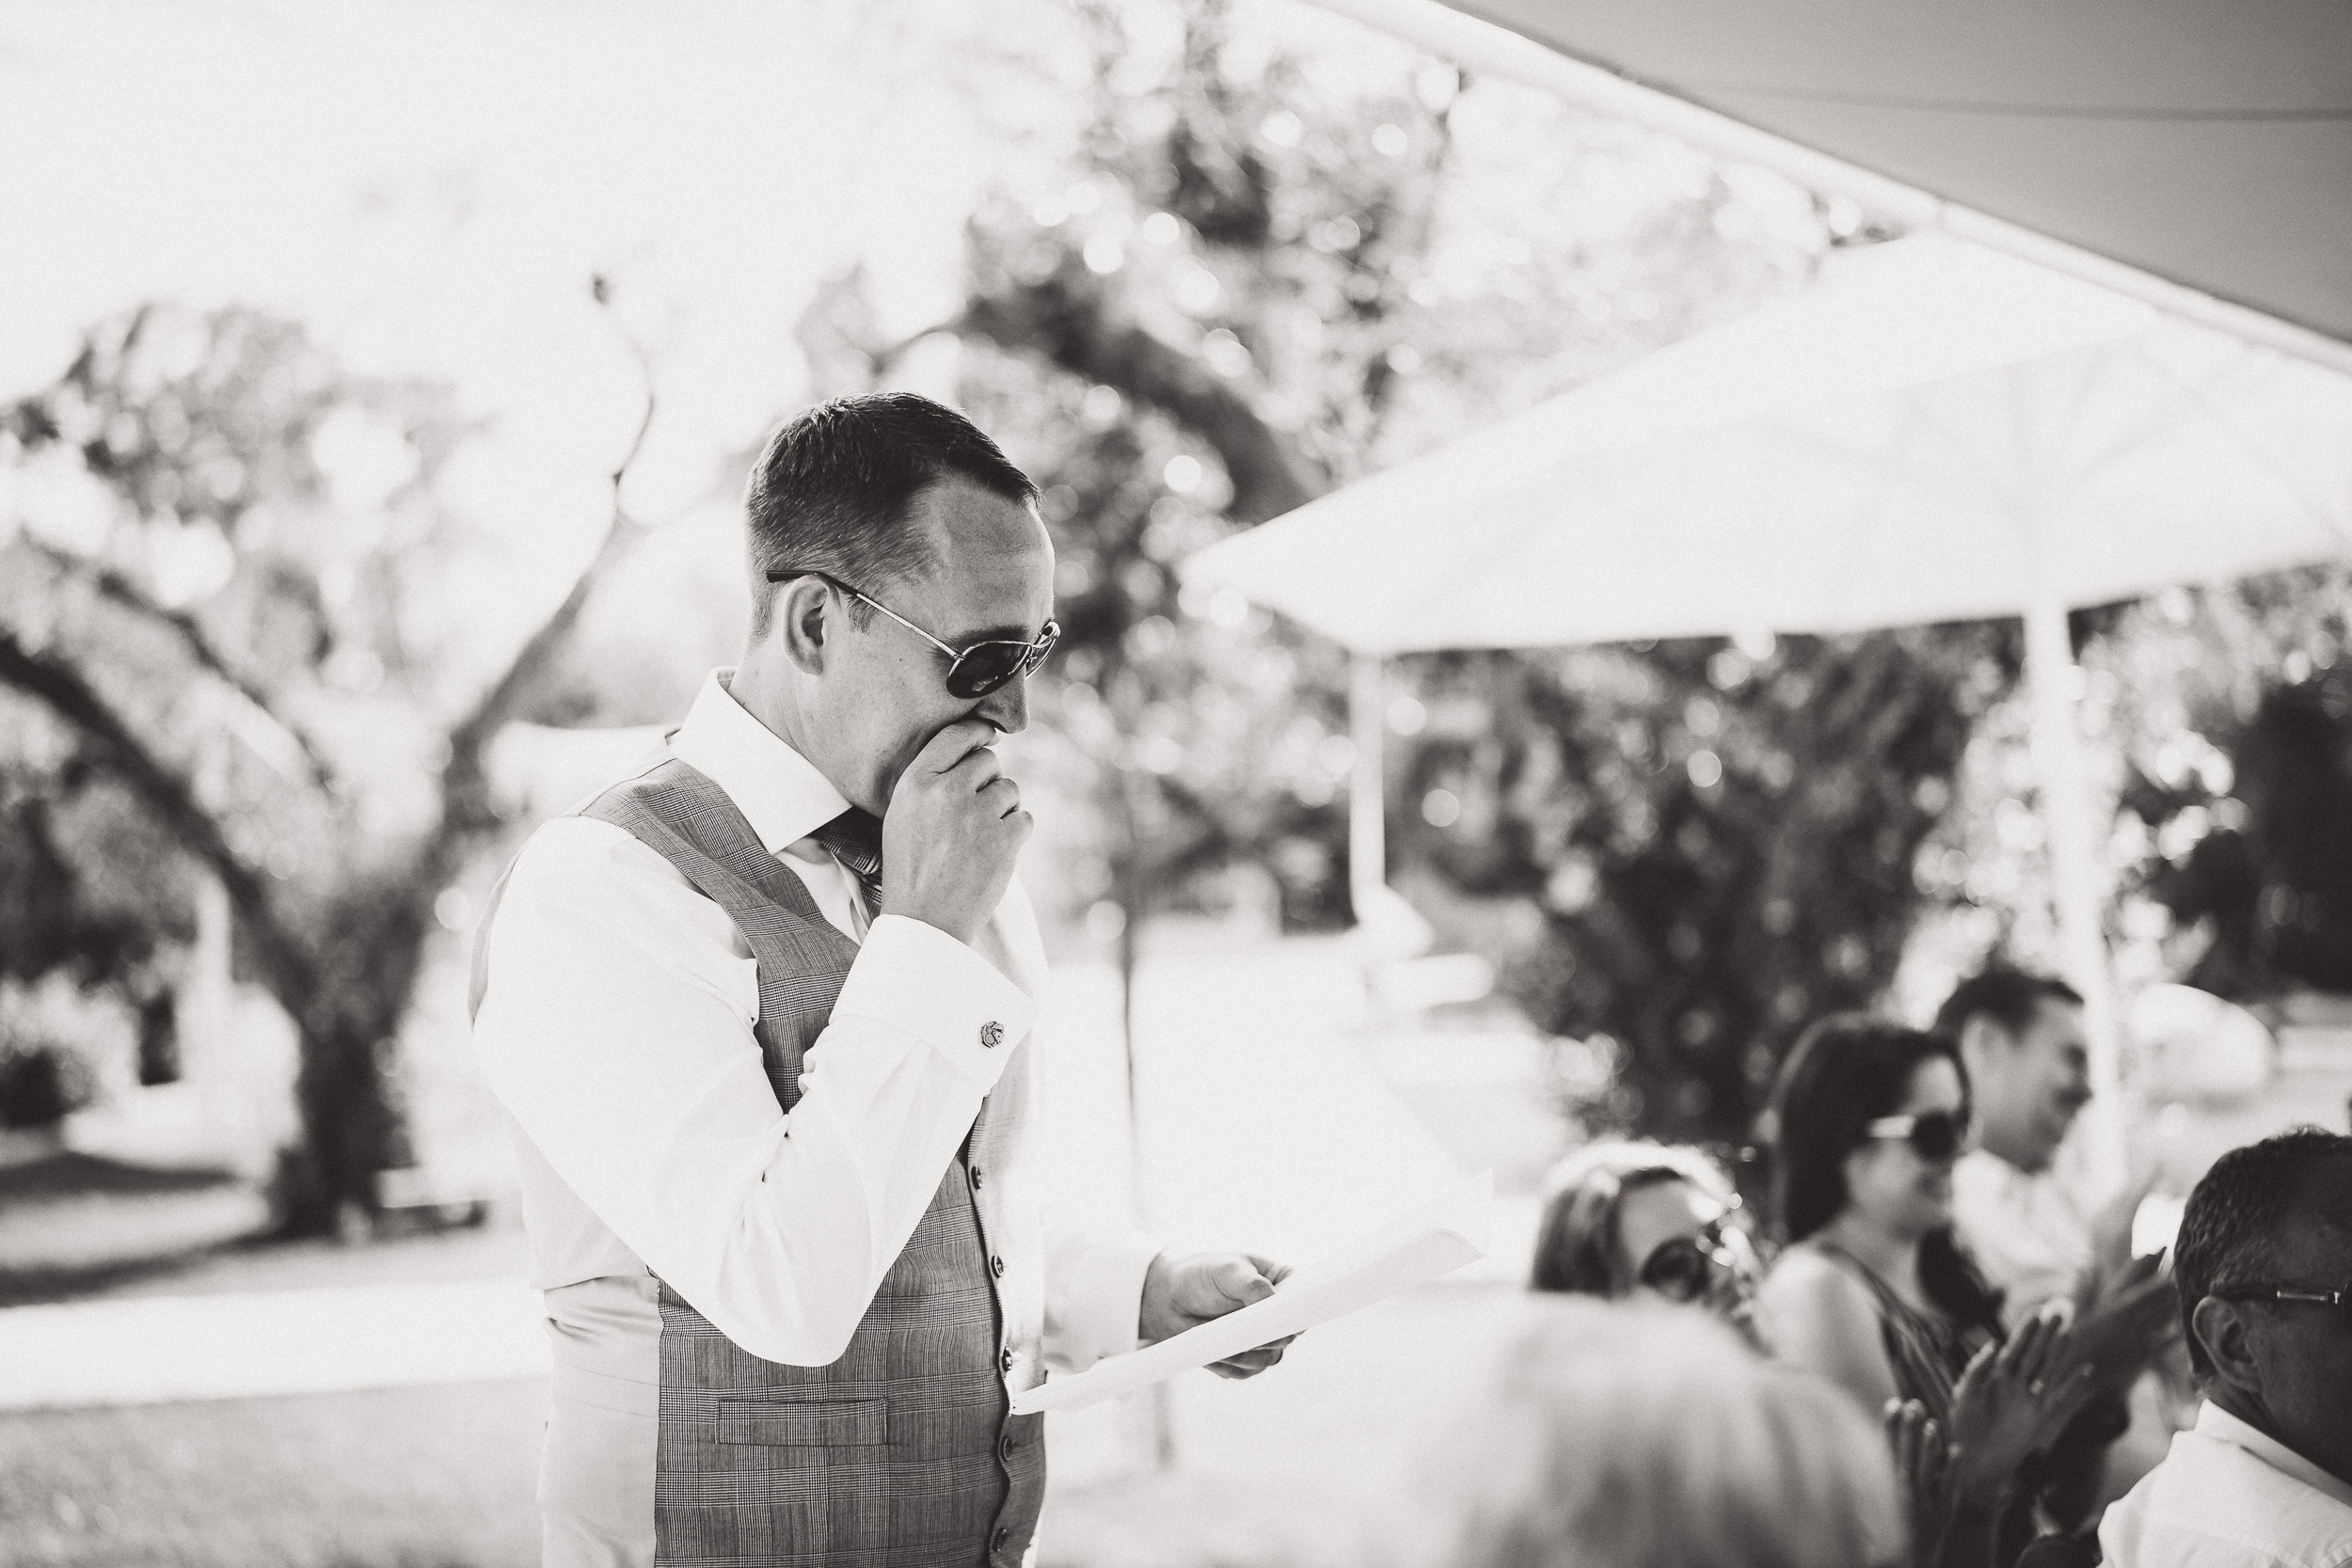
[810,0,1826,943]
[0,297,655,1230]
[0,732,196,1095]
[2091,569,2352,998]
[802,0,1975,1153]
[1397,632,2000,1146]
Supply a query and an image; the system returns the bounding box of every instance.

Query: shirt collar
[2197,1401,2352,1512]
[667,669,851,854]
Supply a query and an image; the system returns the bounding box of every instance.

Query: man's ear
[772,577,832,676]
[1956,1015,2006,1078]
[2191,1294,2263,1394]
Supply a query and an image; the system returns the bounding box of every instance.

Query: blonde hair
[1402,1298,1902,1568]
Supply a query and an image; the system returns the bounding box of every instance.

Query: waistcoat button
[980,1020,1004,1049]
[1000,1432,1016,1461]
[970,1166,984,1190]
[991,1254,1005,1277]
[999,1347,1013,1373]
[992,1528,1010,1553]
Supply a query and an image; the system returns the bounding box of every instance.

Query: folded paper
[1010,1170,1492,1416]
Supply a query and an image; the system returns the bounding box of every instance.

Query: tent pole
[2021,593,2128,1191]
[1349,654,1387,921]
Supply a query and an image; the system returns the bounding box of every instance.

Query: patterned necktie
[809,807,885,924]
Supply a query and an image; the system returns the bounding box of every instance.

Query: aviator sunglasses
[1635,1200,1753,1304]
[767,569,1060,700]
[1864,1108,1971,1162]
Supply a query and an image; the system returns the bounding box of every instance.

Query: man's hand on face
[1138,1251,1296,1379]
[879,720,1031,946]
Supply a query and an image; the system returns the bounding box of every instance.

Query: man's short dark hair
[2172,1126,2352,1377]
[744,392,1038,634]
[1931,966,2084,1044]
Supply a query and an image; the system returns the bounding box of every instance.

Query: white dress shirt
[474,670,1157,1567]
[1952,1148,2093,1327]
[2101,1402,2352,1568]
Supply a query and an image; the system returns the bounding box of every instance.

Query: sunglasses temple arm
[855,592,962,660]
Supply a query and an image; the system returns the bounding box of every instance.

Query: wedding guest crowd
[1513,967,2349,1568]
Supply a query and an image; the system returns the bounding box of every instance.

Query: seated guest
[1760,1015,2099,1566]
[2099,1127,2352,1568]
[1936,968,2102,1324]
[1531,1141,1763,1342]
[1938,966,2185,1507]
[1406,1297,1904,1568]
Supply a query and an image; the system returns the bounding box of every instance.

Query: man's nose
[976,676,1028,736]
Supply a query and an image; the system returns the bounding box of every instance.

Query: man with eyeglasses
[2101,1127,2352,1567]
[472,392,1290,1568]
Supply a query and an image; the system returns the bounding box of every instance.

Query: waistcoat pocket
[714,1394,889,1449]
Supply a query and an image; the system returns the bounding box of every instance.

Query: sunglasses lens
[945,625,1059,700]
[1022,623,1060,678]
[1639,1241,1712,1302]
[946,643,1027,699]
[1911,1114,1963,1160]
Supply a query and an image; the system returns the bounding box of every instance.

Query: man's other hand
[1138,1251,1295,1379]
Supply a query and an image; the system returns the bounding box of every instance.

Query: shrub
[0,974,135,1129]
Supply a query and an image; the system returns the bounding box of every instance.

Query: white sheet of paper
[1009,1170,1492,1416]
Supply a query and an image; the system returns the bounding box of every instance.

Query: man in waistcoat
[472,392,1292,1568]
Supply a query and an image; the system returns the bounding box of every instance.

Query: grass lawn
[0,1156,274,1307]
[1,1153,549,1564]
[0,942,1530,1568]
[0,1152,530,1308]
[0,1269,1501,1568]
[0,1380,547,1568]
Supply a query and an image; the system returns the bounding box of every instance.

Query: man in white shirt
[1940,968,2104,1324]
[2101,1127,2352,1567]
[472,393,1290,1568]
[1939,968,2179,1524]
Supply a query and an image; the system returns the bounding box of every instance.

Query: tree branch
[23,538,342,795]
[0,626,319,1017]
[955,269,1321,523]
[424,290,661,883]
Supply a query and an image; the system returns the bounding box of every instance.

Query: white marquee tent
[1185,235,2352,1167]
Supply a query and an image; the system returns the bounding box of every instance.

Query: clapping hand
[2057,1252,2178,1402]
[1946,1314,2090,1509]
[1885,1398,1957,1568]
[2002,1253,2178,1459]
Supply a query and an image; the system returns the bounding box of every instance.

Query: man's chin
[2042,1110,2087,1154]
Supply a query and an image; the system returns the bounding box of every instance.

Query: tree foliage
[0,298,653,1227]
[2092,572,2352,998]
[800,0,1987,1153]
[1395,631,2002,1144]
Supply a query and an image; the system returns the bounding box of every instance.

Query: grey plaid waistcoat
[575,756,1043,1568]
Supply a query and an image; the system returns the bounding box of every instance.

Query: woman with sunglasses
[1760,1015,2104,1568]
[1530,1142,1765,1346]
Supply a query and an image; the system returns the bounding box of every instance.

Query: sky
[0,0,1006,638]
[0,0,1825,673]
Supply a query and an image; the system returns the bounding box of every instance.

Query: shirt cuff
[832,913,1038,1088]
[1042,1229,1165,1372]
